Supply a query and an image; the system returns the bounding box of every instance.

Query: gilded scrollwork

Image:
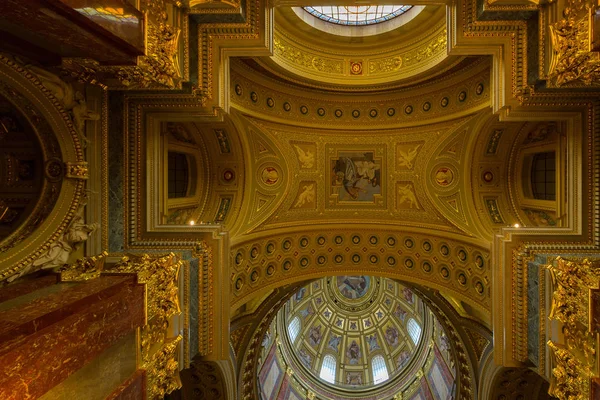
[273,37,343,75]
[547,0,600,87]
[110,252,183,399]
[61,1,182,90]
[52,252,183,399]
[546,257,600,399]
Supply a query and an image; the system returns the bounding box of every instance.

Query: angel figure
[26,65,99,146]
[398,185,418,208]
[294,183,315,208]
[398,145,420,169]
[294,145,315,168]
[6,201,98,283]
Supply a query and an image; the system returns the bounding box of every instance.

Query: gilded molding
[546,257,599,399]
[61,1,184,90]
[111,252,183,399]
[547,0,600,87]
[193,240,215,357]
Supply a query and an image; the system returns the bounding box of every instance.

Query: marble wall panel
[0,276,144,399]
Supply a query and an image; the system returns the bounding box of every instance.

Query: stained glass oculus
[303,5,412,26]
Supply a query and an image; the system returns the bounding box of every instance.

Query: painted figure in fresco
[298,348,312,368]
[346,372,363,385]
[294,144,315,168]
[347,340,361,364]
[385,326,399,348]
[439,333,450,352]
[394,304,407,322]
[332,154,381,200]
[402,287,414,304]
[328,335,341,352]
[398,184,418,208]
[337,276,369,299]
[367,334,380,352]
[299,305,314,320]
[397,350,410,368]
[295,287,306,301]
[308,325,322,347]
[262,331,270,347]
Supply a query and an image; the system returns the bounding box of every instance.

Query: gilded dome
[257,277,457,399]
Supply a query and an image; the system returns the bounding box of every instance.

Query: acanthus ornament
[547,0,600,87]
[61,1,182,90]
[546,257,600,399]
[60,252,184,399]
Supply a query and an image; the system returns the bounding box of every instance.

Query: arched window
[288,316,300,343]
[407,318,421,345]
[168,152,189,198]
[530,152,556,200]
[319,354,336,383]
[372,355,389,384]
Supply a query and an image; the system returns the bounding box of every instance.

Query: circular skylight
[303,5,412,26]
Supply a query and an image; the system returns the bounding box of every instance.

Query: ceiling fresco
[255,277,457,399]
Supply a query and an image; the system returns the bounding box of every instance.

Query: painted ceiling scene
[257,277,455,400]
[0,0,595,398]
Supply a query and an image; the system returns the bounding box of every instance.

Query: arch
[319,354,336,384]
[236,279,480,400]
[371,355,389,384]
[407,318,422,344]
[0,54,86,283]
[230,230,491,323]
[287,316,300,344]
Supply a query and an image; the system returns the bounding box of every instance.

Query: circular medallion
[350,62,363,74]
[458,91,467,102]
[352,110,360,118]
[369,109,378,118]
[387,107,396,117]
[300,105,309,115]
[404,105,413,115]
[440,266,450,279]
[440,97,449,107]
[44,158,64,182]
[317,108,326,116]
[334,109,343,118]
[422,102,431,112]
[261,166,279,186]
[475,280,485,294]
[250,91,258,103]
[283,102,291,112]
[235,84,242,96]
[435,167,454,187]
[335,276,370,300]
[476,83,484,95]
[422,261,432,273]
[267,97,274,107]
[223,169,235,183]
[266,264,275,276]
[482,170,494,183]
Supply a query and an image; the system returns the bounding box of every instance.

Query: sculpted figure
[26,65,99,145]
[6,202,98,283]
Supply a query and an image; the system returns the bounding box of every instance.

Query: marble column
[0,274,145,399]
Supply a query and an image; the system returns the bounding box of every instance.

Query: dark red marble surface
[0,274,57,303]
[106,369,147,400]
[593,378,600,400]
[0,276,145,399]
